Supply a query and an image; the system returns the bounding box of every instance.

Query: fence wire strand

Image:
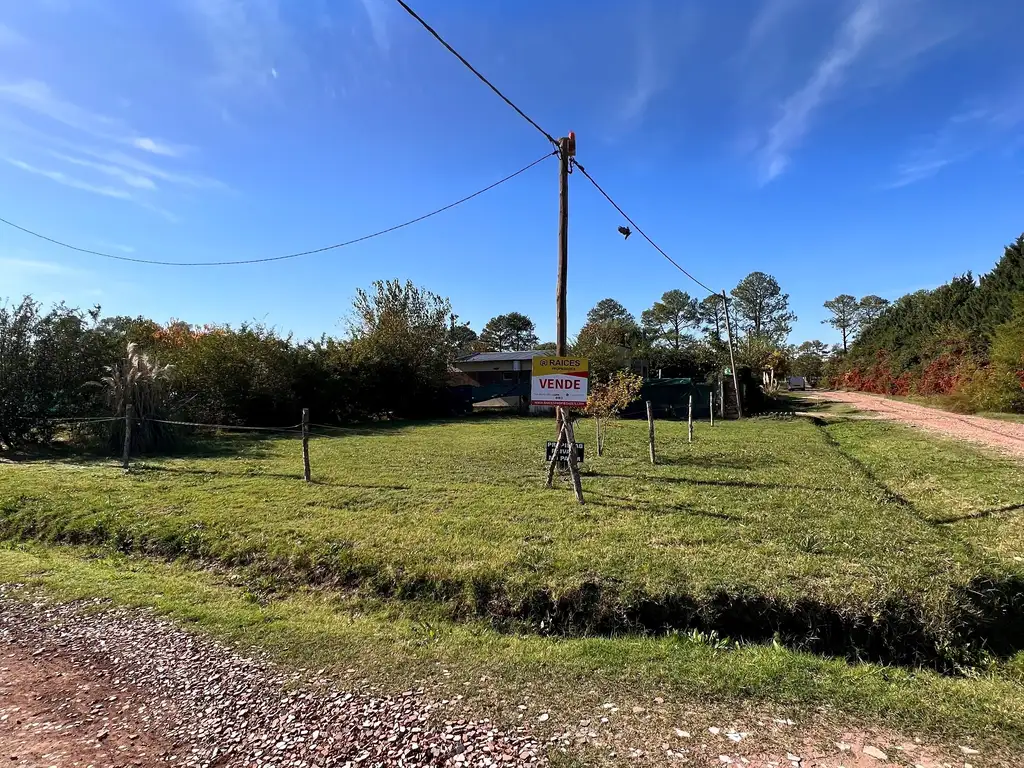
[144,418,304,433]
[16,414,369,439]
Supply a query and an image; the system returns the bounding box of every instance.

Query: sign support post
[722,290,744,419]
[534,355,587,504]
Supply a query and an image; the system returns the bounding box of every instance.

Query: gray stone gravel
[0,585,546,767]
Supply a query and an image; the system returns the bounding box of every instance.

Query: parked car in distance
[787,376,807,391]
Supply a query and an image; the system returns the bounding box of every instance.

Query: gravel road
[0,587,544,767]
[0,587,993,768]
[815,390,1024,459]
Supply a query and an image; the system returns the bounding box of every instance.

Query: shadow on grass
[655,455,780,471]
[1,433,286,465]
[132,464,411,491]
[814,425,916,509]
[934,503,1024,525]
[588,472,822,493]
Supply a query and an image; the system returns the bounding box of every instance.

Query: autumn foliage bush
[830,233,1024,414]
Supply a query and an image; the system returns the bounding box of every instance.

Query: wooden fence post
[646,401,656,465]
[546,412,567,488]
[565,416,585,505]
[688,394,694,443]
[301,408,311,483]
[122,403,132,473]
[710,390,715,427]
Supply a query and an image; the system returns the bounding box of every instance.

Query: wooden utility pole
[556,135,571,358]
[301,408,311,483]
[122,402,132,473]
[721,291,744,419]
[546,132,584,504]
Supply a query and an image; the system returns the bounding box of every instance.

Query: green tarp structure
[623,378,714,420]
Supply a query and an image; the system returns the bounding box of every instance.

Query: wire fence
[10,410,362,481]
[15,415,124,424]
[144,418,304,434]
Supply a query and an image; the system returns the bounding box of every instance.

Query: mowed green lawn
[1,415,1022,666]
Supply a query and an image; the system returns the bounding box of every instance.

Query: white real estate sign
[531,357,589,407]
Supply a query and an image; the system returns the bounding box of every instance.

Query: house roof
[455,350,551,363]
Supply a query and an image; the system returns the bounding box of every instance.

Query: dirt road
[0,589,989,768]
[0,591,544,768]
[815,390,1024,459]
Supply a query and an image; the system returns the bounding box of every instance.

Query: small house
[451,350,551,412]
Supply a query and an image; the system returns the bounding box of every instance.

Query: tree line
[0,269,806,450]
[462,271,800,384]
[826,233,1024,413]
[0,280,469,449]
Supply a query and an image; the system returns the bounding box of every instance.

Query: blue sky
[0,0,1022,346]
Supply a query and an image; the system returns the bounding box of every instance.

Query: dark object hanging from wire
[618,225,632,240]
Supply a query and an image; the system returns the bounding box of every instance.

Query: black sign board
[546,441,584,462]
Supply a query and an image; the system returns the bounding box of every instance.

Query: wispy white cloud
[0,78,222,218]
[185,0,301,94]
[745,0,962,185]
[0,80,121,138]
[6,157,134,200]
[889,94,1024,187]
[0,80,188,158]
[49,151,156,190]
[358,0,390,54]
[96,241,136,254]
[0,23,28,48]
[614,3,698,133]
[74,147,225,190]
[619,39,661,127]
[756,0,883,184]
[132,137,188,157]
[745,0,806,52]
[0,256,84,277]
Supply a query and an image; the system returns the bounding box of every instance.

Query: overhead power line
[393,0,558,148]
[0,151,555,267]
[570,159,718,296]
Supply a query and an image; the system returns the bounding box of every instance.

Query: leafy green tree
[448,316,478,355]
[823,294,860,353]
[573,319,639,381]
[586,298,635,326]
[791,340,830,381]
[585,371,644,455]
[730,272,796,342]
[641,290,698,351]
[574,299,643,379]
[350,279,456,418]
[858,295,890,327]
[479,312,539,351]
[697,294,726,341]
[0,298,119,446]
[960,233,1024,336]
[0,297,44,446]
[534,341,557,351]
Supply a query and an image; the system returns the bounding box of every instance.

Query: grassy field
[2,414,1024,752]
[2,415,1023,661]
